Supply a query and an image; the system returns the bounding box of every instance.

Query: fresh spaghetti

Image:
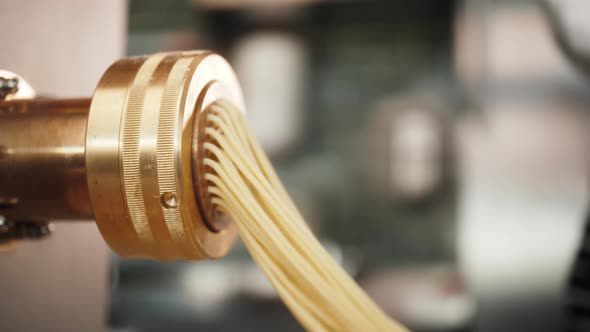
[200,100,409,332]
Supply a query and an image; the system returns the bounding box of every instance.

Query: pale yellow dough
[202,100,410,332]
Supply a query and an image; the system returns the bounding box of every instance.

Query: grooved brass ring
[85,51,243,261]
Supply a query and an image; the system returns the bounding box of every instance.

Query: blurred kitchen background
[2,0,590,331]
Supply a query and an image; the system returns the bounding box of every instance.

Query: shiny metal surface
[86,51,243,261]
[0,70,36,101]
[0,98,92,221]
[0,51,243,261]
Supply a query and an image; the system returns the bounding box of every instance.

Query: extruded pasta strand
[202,100,410,332]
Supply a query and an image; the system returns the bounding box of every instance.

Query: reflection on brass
[0,51,244,261]
[0,98,92,221]
[86,51,243,260]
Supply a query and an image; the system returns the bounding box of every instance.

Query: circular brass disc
[85,51,243,261]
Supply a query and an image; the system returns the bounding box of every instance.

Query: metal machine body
[0,51,243,261]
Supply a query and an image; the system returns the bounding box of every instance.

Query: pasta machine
[0,51,244,260]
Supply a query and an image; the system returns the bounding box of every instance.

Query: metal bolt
[0,77,19,100]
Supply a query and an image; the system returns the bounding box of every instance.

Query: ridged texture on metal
[120,54,163,244]
[86,51,243,261]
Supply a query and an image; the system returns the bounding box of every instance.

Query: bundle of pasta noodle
[199,100,409,332]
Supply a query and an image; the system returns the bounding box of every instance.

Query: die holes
[160,192,178,209]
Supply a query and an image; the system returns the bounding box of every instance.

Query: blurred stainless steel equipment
[544,0,590,76]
